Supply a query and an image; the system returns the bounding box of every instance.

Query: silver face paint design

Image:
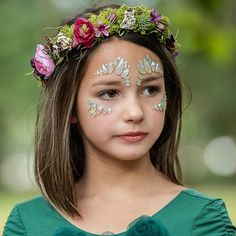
[88,100,115,118]
[137,55,163,86]
[152,93,167,112]
[94,57,131,87]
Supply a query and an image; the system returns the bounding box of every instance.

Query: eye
[98,89,120,100]
[142,86,160,96]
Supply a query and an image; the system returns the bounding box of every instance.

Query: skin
[69,39,185,234]
[74,42,165,162]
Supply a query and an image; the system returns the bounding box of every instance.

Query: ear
[71,106,78,123]
[71,114,78,123]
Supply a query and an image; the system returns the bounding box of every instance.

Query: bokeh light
[203,136,236,176]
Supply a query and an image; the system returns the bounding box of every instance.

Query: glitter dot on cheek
[87,100,115,118]
[151,93,167,112]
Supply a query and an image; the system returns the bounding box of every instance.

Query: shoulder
[3,206,26,236]
[181,189,236,235]
[167,188,223,215]
[180,188,220,205]
[3,196,68,236]
[15,195,52,214]
[3,196,43,236]
[156,188,236,235]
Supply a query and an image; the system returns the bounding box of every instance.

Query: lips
[115,131,147,143]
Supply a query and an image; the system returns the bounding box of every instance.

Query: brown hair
[34,3,183,216]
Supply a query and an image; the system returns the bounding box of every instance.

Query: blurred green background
[0,0,236,232]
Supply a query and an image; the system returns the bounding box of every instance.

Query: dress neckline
[51,188,190,236]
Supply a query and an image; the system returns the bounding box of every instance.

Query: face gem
[101,64,108,74]
[143,57,152,73]
[137,55,163,86]
[88,100,115,117]
[152,93,167,111]
[107,63,113,73]
[94,57,131,87]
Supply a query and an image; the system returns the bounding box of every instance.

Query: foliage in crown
[31,4,178,83]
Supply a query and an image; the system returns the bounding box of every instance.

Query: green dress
[3,189,236,236]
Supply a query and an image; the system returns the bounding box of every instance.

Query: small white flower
[120,10,136,30]
[56,32,73,50]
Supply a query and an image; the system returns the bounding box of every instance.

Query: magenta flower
[32,44,55,79]
[74,18,95,48]
[150,9,164,31]
[150,9,161,24]
[94,20,110,37]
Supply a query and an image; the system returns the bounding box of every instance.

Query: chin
[111,150,150,162]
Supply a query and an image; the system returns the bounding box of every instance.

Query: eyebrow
[141,75,164,84]
[91,79,122,88]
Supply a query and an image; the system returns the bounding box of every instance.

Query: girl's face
[73,39,166,162]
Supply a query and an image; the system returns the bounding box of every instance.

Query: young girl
[3,3,235,236]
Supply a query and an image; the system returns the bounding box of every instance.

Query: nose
[122,96,144,123]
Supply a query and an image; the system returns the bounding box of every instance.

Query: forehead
[86,39,163,72]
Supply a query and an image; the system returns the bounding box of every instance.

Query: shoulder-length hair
[34,3,183,216]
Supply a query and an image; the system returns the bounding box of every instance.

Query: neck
[76,153,167,200]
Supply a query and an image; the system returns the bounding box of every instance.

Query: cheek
[78,101,115,136]
[76,90,115,132]
[149,109,166,131]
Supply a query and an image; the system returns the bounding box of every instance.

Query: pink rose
[32,44,55,78]
[73,18,95,48]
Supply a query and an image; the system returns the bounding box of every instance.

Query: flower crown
[31,4,178,83]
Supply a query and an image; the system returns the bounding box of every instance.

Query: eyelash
[98,89,120,100]
[142,86,160,96]
[97,86,161,100]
